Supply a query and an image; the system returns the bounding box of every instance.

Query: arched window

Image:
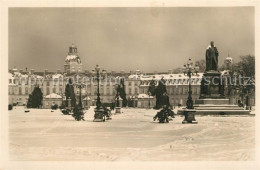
[46,87,50,95]
[129,88,132,95]
[135,88,138,94]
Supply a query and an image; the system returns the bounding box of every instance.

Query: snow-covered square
[9,106,255,161]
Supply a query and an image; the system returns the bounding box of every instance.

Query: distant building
[138,73,202,107]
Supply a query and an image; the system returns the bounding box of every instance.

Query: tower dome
[64,44,83,74]
[224,53,233,70]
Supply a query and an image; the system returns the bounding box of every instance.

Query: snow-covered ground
[9,106,255,161]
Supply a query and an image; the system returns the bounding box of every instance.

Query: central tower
[64,44,83,74]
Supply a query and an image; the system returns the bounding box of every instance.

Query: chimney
[30,69,34,74]
[57,69,61,74]
[19,69,23,73]
[111,71,116,75]
[130,70,134,75]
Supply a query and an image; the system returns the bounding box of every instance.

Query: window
[129,82,132,86]
[135,88,138,94]
[178,87,182,94]
[183,87,186,94]
[53,88,56,93]
[46,81,50,86]
[25,87,28,94]
[106,87,110,95]
[129,88,132,95]
[169,87,173,95]
[47,87,50,95]
[19,87,22,95]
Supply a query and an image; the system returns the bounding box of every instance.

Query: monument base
[195,98,229,105]
[115,107,121,114]
[93,108,105,122]
[182,109,198,124]
[194,98,250,115]
[200,71,225,99]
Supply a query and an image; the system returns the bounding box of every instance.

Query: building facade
[8,44,255,108]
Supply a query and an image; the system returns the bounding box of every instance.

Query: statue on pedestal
[199,41,226,99]
[206,41,219,71]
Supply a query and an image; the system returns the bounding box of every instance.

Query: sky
[8,7,254,73]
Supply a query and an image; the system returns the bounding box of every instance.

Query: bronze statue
[206,41,219,71]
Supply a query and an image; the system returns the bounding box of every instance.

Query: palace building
[8,44,255,109]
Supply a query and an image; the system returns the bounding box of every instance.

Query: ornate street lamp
[148,91,151,109]
[61,73,65,108]
[70,82,86,121]
[75,83,85,109]
[115,87,121,113]
[92,65,106,108]
[92,65,107,121]
[182,58,199,124]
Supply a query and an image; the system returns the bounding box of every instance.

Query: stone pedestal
[195,98,229,105]
[200,71,225,99]
[115,107,121,114]
[93,107,105,122]
[195,71,250,115]
[182,109,197,124]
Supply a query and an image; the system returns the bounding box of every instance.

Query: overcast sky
[8,7,254,73]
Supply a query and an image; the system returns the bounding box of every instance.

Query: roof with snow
[52,74,64,79]
[129,73,203,81]
[66,55,78,61]
[45,93,62,99]
[83,96,91,100]
[137,93,154,99]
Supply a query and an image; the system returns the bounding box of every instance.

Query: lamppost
[71,82,86,121]
[228,71,240,105]
[75,83,85,109]
[114,83,122,114]
[147,79,155,109]
[92,65,106,108]
[148,91,151,109]
[61,73,65,108]
[182,58,199,124]
[92,65,107,121]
